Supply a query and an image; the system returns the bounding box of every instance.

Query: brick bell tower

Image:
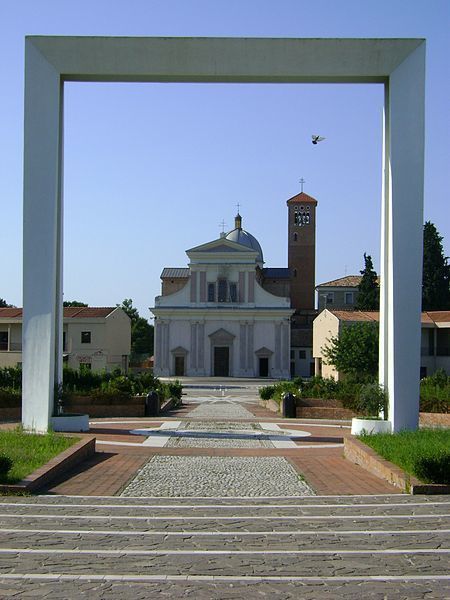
[286,190,318,311]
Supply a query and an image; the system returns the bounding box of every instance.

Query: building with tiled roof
[153,189,319,379]
[0,307,131,372]
[152,212,295,379]
[313,309,450,380]
[316,275,381,311]
[316,275,362,311]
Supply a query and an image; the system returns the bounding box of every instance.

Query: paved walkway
[43,388,401,496]
[2,382,449,597]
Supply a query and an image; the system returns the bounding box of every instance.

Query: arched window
[293,268,297,277]
[293,232,298,242]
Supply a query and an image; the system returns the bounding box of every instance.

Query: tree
[118,299,154,355]
[322,322,379,381]
[355,253,379,310]
[0,299,14,308]
[63,301,88,307]
[119,298,139,322]
[422,221,450,310]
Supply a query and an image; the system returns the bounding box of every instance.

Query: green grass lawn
[0,427,79,484]
[359,428,450,485]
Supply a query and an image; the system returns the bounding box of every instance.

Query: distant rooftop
[0,307,117,319]
[262,267,291,279]
[160,268,190,279]
[316,275,362,288]
[328,310,450,325]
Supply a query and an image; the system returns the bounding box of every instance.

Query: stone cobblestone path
[0,382,449,598]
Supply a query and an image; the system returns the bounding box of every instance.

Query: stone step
[0,494,448,506]
[0,549,448,578]
[0,514,448,534]
[0,500,448,517]
[0,529,448,552]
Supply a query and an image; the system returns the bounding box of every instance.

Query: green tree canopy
[422,221,450,310]
[118,299,154,356]
[355,253,379,310]
[0,299,14,308]
[322,322,379,381]
[63,301,88,307]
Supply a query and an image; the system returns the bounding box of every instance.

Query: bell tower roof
[286,191,318,205]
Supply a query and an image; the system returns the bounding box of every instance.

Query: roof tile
[0,307,117,319]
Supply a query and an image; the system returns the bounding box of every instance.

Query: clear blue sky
[1,1,449,318]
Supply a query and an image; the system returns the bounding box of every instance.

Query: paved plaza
[0,380,448,597]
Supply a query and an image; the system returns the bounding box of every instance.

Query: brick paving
[7,383,446,596]
[39,391,403,497]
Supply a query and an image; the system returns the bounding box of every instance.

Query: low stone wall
[0,394,179,420]
[296,406,355,420]
[0,406,20,420]
[298,397,345,408]
[344,437,450,495]
[67,396,145,418]
[0,436,96,494]
[419,412,450,427]
[259,399,281,414]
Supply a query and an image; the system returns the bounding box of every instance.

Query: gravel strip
[166,421,275,448]
[187,401,255,420]
[121,456,315,497]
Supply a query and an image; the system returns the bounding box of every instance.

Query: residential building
[316,275,362,311]
[0,307,131,372]
[313,309,450,380]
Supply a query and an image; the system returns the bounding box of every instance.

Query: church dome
[225,214,264,264]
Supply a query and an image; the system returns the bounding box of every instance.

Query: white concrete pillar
[22,40,64,432]
[379,44,425,432]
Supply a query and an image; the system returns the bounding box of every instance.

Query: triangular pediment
[208,328,235,343]
[171,346,188,355]
[255,346,274,357]
[187,237,257,255]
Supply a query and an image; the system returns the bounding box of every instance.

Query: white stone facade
[152,235,293,378]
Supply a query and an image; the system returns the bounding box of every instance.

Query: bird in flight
[312,135,325,145]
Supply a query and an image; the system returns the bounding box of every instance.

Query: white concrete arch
[22,37,425,432]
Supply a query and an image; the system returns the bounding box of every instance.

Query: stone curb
[344,437,450,495]
[259,399,281,414]
[0,435,96,494]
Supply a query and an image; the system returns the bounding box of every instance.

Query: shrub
[413,452,450,484]
[0,454,12,476]
[0,366,22,390]
[90,389,131,404]
[0,388,21,407]
[420,393,449,414]
[420,372,450,413]
[101,375,135,397]
[423,368,449,387]
[272,381,299,402]
[157,380,182,406]
[357,383,388,418]
[259,386,275,400]
[63,366,103,393]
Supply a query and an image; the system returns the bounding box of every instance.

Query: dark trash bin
[282,392,296,418]
[145,391,160,417]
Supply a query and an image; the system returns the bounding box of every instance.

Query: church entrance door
[174,356,185,376]
[214,347,229,376]
[259,357,269,377]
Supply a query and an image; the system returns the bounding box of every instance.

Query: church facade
[151,192,318,378]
